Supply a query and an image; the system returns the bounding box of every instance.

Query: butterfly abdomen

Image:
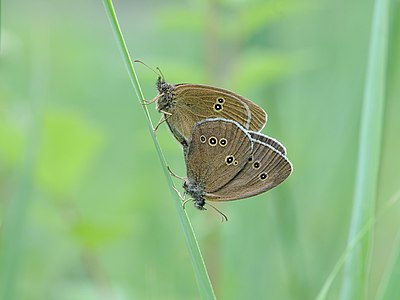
[183,179,206,209]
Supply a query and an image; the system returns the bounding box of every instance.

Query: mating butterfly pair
[151,76,292,218]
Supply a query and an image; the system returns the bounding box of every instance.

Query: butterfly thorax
[156,77,176,112]
[183,179,206,210]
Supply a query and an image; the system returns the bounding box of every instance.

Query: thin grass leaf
[101,1,216,299]
[317,191,400,300]
[339,0,389,299]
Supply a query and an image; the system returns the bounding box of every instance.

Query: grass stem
[102,1,216,299]
[339,0,388,298]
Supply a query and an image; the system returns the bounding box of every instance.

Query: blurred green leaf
[232,50,307,90]
[157,9,203,33]
[36,110,104,196]
[376,191,400,300]
[71,219,130,248]
[0,118,25,167]
[378,233,400,299]
[236,1,307,39]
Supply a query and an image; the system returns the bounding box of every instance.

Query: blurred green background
[1,0,400,299]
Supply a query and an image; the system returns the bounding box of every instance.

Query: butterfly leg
[167,166,185,181]
[153,115,166,132]
[153,112,173,132]
[172,185,187,203]
[142,99,153,105]
[181,198,194,209]
[171,187,195,209]
[159,110,172,116]
[172,185,182,198]
[142,95,160,105]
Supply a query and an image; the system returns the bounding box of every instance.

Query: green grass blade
[317,219,374,300]
[102,1,216,299]
[317,192,400,300]
[339,0,389,299]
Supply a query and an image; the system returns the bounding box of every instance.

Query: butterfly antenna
[156,67,165,81]
[133,59,162,78]
[207,203,228,222]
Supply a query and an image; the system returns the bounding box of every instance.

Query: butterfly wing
[184,84,267,131]
[164,111,188,146]
[166,84,267,145]
[185,118,253,193]
[205,138,292,201]
[248,131,287,155]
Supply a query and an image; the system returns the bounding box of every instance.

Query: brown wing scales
[206,139,292,201]
[177,84,268,131]
[185,118,253,193]
[168,84,267,143]
[248,131,287,155]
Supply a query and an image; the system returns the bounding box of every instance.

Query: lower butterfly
[179,118,292,220]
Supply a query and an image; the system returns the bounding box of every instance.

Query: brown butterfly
[181,118,292,219]
[150,77,267,147]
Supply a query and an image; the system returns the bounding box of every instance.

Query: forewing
[206,139,292,201]
[169,84,266,143]
[198,85,267,131]
[185,118,253,193]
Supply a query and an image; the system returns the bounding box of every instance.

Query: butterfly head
[156,76,176,112]
[183,179,206,210]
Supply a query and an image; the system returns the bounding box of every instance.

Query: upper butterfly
[152,77,268,147]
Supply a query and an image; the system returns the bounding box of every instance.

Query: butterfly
[181,118,292,219]
[151,77,267,147]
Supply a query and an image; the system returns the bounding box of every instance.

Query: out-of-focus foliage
[0,0,399,299]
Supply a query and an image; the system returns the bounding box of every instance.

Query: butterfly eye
[219,138,227,147]
[217,97,225,104]
[248,155,253,162]
[233,160,238,166]
[253,161,261,169]
[200,135,207,143]
[260,173,268,180]
[208,137,218,146]
[225,155,234,165]
[213,103,223,112]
